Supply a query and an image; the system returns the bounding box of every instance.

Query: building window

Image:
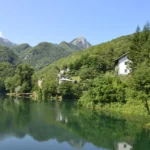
[125,61,128,65]
[124,69,127,73]
[124,144,127,148]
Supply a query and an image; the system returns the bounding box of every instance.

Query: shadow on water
[0,96,150,150]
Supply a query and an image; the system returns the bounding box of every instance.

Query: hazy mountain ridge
[0,36,91,70]
[0,37,17,48]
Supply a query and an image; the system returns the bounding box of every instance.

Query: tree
[132,63,150,114]
[5,64,34,93]
[129,22,150,71]
[128,25,142,70]
[16,64,34,86]
[58,81,81,99]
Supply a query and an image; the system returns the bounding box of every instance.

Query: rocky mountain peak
[70,36,91,49]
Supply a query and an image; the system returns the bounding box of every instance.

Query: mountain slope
[59,41,80,52]
[0,45,19,65]
[0,37,16,48]
[13,43,31,54]
[20,42,72,70]
[15,37,91,70]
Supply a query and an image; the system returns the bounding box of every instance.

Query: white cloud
[0,31,2,37]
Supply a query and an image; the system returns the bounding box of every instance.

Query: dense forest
[1,22,150,116]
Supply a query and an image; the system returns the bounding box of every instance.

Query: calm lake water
[0,96,150,150]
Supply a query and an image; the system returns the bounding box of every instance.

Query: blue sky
[0,0,149,46]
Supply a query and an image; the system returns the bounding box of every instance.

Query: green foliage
[0,62,15,92]
[5,64,34,93]
[78,74,127,107]
[0,45,19,65]
[79,66,98,80]
[42,80,57,100]
[59,41,80,52]
[16,64,34,85]
[13,43,31,54]
[129,22,150,71]
[58,82,81,99]
[19,42,72,70]
[5,75,20,93]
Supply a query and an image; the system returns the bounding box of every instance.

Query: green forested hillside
[37,34,132,76]
[0,62,15,92]
[18,42,72,70]
[12,43,31,54]
[59,41,79,52]
[0,46,19,65]
[32,34,132,101]
[0,46,18,92]
[0,37,91,70]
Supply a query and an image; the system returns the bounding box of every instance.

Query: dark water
[0,97,150,150]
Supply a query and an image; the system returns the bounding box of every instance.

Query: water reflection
[0,97,150,150]
[114,142,133,150]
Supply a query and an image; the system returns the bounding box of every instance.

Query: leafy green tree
[16,64,34,86]
[129,22,150,71]
[78,74,127,107]
[5,75,19,93]
[42,80,57,100]
[131,63,150,114]
[0,62,15,92]
[79,66,98,80]
[58,81,81,99]
[5,64,34,93]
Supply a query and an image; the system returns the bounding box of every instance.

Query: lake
[0,96,150,150]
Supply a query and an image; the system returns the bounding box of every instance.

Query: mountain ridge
[0,37,17,48]
[0,36,92,70]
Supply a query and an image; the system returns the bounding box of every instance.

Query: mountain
[19,42,72,70]
[13,43,31,54]
[14,37,91,70]
[70,36,92,49]
[0,37,16,48]
[0,36,91,70]
[60,36,91,52]
[59,41,80,52]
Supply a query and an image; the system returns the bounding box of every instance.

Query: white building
[58,68,75,84]
[115,53,130,75]
[38,79,43,89]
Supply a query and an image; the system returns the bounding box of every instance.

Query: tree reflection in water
[0,97,150,150]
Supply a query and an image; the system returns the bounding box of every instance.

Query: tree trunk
[145,99,150,115]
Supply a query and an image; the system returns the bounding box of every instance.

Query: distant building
[38,79,43,89]
[115,53,130,75]
[59,78,73,84]
[58,68,76,84]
